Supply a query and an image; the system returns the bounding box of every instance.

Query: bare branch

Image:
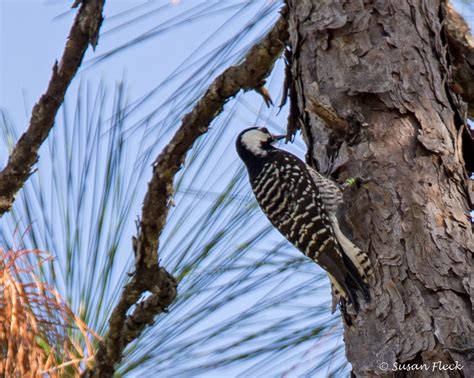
[140,7,289,269]
[0,0,105,216]
[86,8,289,377]
[443,1,474,118]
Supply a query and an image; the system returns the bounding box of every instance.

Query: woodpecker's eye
[260,127,269,134]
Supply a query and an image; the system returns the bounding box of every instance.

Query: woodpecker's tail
[328,216,373,313]
[328,256,369,314]
[328,274,347,313]
[330,216,373,283]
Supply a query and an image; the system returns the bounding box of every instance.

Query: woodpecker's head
[236,127,285,160]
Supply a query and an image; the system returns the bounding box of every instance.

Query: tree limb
[443,1,474,118]
[86,7,288,377]
[0,0,105,216]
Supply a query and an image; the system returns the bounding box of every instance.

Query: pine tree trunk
[287,1,473,376]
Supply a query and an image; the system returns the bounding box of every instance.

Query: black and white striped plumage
[236,127,372,312]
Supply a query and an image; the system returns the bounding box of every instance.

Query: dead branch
[85,8,289,377]
[0,0,105,216]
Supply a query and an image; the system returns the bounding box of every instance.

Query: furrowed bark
[0,0,105,216]
[287,0,473,376]
[85,9,288,377]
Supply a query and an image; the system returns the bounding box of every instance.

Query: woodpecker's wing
[251,151,369,310]
[306,166,373,310]
[307,165,373,280]
[306,166,343,214]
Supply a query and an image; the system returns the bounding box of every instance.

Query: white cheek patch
[241,129,269,155]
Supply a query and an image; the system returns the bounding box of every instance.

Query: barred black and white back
[236,127,372,312]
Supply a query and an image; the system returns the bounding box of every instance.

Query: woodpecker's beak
[270,134,286,143]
